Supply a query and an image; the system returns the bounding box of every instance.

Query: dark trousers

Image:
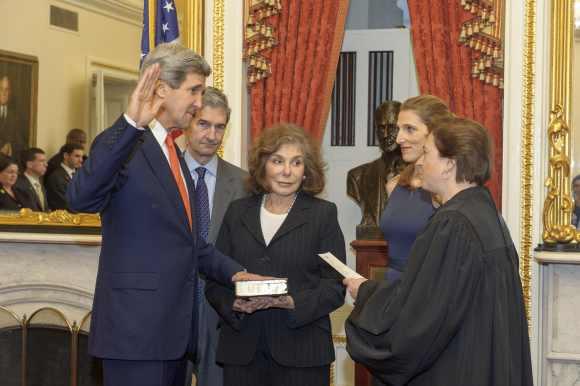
[103,358,187,386]
[223,349,329,386]
[184,280,222,386]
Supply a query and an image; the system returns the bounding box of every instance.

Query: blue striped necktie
[194,167,210,240]
[194,166,210,330]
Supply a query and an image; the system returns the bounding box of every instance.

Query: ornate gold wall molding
[541,0,576,247]
[178,0,205,54]
[245,0,282,84]
[520,0,536,320]
[459,0,505,87]
[213,0,224,90]
[0,209,100,228]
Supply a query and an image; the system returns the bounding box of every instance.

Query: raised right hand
[126,63,164,127]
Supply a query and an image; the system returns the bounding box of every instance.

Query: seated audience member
[343,117,533,386]
[46,128,87,178]
[15,147,49,211]
[573,174,580,227]
[206,123,346,386]
[45,143,83,210]
[0,154,26,211]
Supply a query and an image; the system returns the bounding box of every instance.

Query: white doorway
[322,28,418,275]
[88,60,138,143]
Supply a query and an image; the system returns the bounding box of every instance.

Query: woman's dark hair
[0,154,17,173]
[431,117,492,185]
[397,95,453,188]
[247,123,325,195]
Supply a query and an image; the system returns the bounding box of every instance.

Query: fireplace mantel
[0,239,100,324]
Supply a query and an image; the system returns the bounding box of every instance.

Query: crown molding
[56,0,143,27]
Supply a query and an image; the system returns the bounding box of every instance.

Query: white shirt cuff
[123,113,146,131]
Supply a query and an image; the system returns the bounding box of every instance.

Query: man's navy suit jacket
[66,115,243,360]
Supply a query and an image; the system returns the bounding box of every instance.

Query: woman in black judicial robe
[343,117,533,386]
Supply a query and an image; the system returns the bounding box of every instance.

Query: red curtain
[408,0,503,206]
[249,0,350,142]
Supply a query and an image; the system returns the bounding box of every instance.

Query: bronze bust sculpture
[347,101,404,239]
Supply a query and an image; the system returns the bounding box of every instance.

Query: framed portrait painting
[0,49,38,158]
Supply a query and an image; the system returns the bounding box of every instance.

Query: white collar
[150,119,169,145]
[60,162,75,177]
[184,151,218,177]
[24,172,40,185]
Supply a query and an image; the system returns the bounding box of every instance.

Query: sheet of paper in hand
[318,252,363,279]
[235,279,288,297]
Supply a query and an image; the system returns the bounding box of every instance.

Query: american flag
[140,0,180,64]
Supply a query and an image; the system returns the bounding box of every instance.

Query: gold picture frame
[0,49,38,158]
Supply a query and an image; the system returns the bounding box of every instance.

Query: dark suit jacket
[0,186,25,210]
[45,152,63,180]
[66,115,243,360]
[206,193,346,367]
[208,158,249,243]
[0,105,26,156]
[14,175,49,211]
[46,151,88,180]
[45,166,71,210]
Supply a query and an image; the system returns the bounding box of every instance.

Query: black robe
[345,186,533,386]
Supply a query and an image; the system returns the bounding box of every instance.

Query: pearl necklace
[263,193,298,214]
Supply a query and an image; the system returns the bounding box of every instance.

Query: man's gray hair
[141,43,211,89]
[202,87,231,124]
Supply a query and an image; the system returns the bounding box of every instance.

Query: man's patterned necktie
[194,166,210,328]
[194,167,210,240]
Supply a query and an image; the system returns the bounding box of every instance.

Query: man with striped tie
[182,87,248,386]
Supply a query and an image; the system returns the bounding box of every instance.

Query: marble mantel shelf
[535,251,580,264]
[0,232,101,246]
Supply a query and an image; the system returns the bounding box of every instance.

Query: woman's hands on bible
[232,295,295,314]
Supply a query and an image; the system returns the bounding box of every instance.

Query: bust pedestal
[350,239,389,386]
[535,251,580,385]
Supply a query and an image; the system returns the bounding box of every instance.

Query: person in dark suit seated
[343,117,533,386]
[0,154,26,211]
[46,128,88,179]
[572,174,580,227]
[206,123,346,386]
[45,143,83,210]
[66,42,265,386]
[15,147,49,211]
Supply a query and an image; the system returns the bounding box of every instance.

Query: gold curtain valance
[244,0,282,85]
[459,0,504,88]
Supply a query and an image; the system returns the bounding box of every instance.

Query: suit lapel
[268,193,309,245]
[24,178,40,209]
[29,180,42,210]
[180,150,197,237]
[241,195,266,246]
[210,159,233,241]
[42,185,49,210]
[140,129,190,231]
[63,169,71,183]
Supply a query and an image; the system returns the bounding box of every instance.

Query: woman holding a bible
[205,123,346,386]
